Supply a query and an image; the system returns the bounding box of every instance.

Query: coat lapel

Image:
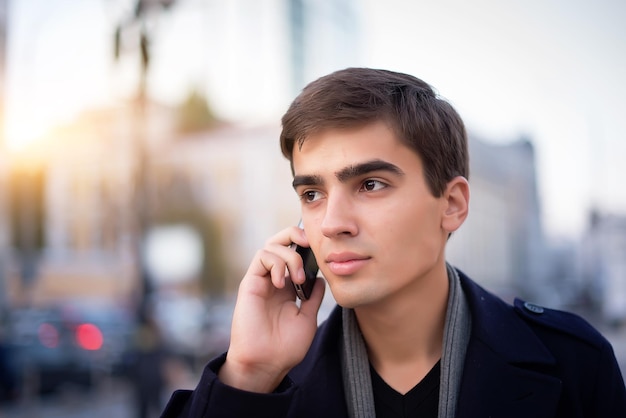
[456,275,563,418]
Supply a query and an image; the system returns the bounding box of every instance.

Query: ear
[441,176,470,233]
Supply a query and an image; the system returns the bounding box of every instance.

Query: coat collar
[457,270,562,418]
[459,271,556,365]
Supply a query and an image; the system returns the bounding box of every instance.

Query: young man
[162,68,626,417]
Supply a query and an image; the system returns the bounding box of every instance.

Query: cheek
[385,203,444,261]
[389,226,441,263]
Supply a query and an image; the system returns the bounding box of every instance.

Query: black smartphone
[290,223,319,300]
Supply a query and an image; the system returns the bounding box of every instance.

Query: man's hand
[218,226,325,393]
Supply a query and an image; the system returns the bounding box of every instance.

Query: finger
[267,243,307,286]
[268,258,289,289]
[264,225,307,248]
[245,226,309,290]
[247,249,288,290]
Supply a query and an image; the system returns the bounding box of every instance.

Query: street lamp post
[112,0,177,318]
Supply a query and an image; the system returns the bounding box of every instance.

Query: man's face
[292,120,452,309]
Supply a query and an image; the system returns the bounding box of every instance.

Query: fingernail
[298,269,305,282]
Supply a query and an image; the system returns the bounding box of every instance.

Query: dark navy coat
[161,271,626,417]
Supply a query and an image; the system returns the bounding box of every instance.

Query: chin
[328,285,378,310]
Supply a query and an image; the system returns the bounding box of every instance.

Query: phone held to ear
[290,222,319,300]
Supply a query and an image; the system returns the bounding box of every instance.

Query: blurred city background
[0,0,625,416]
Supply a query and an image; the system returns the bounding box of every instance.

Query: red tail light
[76,323,103,350]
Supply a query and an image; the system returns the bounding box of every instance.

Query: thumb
[298,277,326,320]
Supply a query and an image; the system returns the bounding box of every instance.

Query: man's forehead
[293,122,412,163]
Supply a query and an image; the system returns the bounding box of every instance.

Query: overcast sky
[4,0,626,241]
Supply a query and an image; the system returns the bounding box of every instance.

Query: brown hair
[280,68,469,197]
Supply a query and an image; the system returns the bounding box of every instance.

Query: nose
[320,191,358,238]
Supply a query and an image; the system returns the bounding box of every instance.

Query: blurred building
[579,212,626,325]
[0,103,297,305]
[1,103,175,306]
[446,136,550,301]
[154,123,298,285]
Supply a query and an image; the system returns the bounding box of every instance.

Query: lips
[325,252,371,276]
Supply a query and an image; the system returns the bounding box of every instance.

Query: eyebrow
[292,159,405,189]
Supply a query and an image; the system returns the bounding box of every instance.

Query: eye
[300,190,322,203]
[361,179,387,192]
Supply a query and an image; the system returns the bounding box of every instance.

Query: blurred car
[9,299,136,393]
[0,319,20,403]
[59,299,137,376]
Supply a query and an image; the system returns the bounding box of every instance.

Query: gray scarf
[340,263,471,418]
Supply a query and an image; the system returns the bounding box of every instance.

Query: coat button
[523,302,544,314]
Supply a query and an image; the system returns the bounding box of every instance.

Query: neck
[355,261,449,393]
